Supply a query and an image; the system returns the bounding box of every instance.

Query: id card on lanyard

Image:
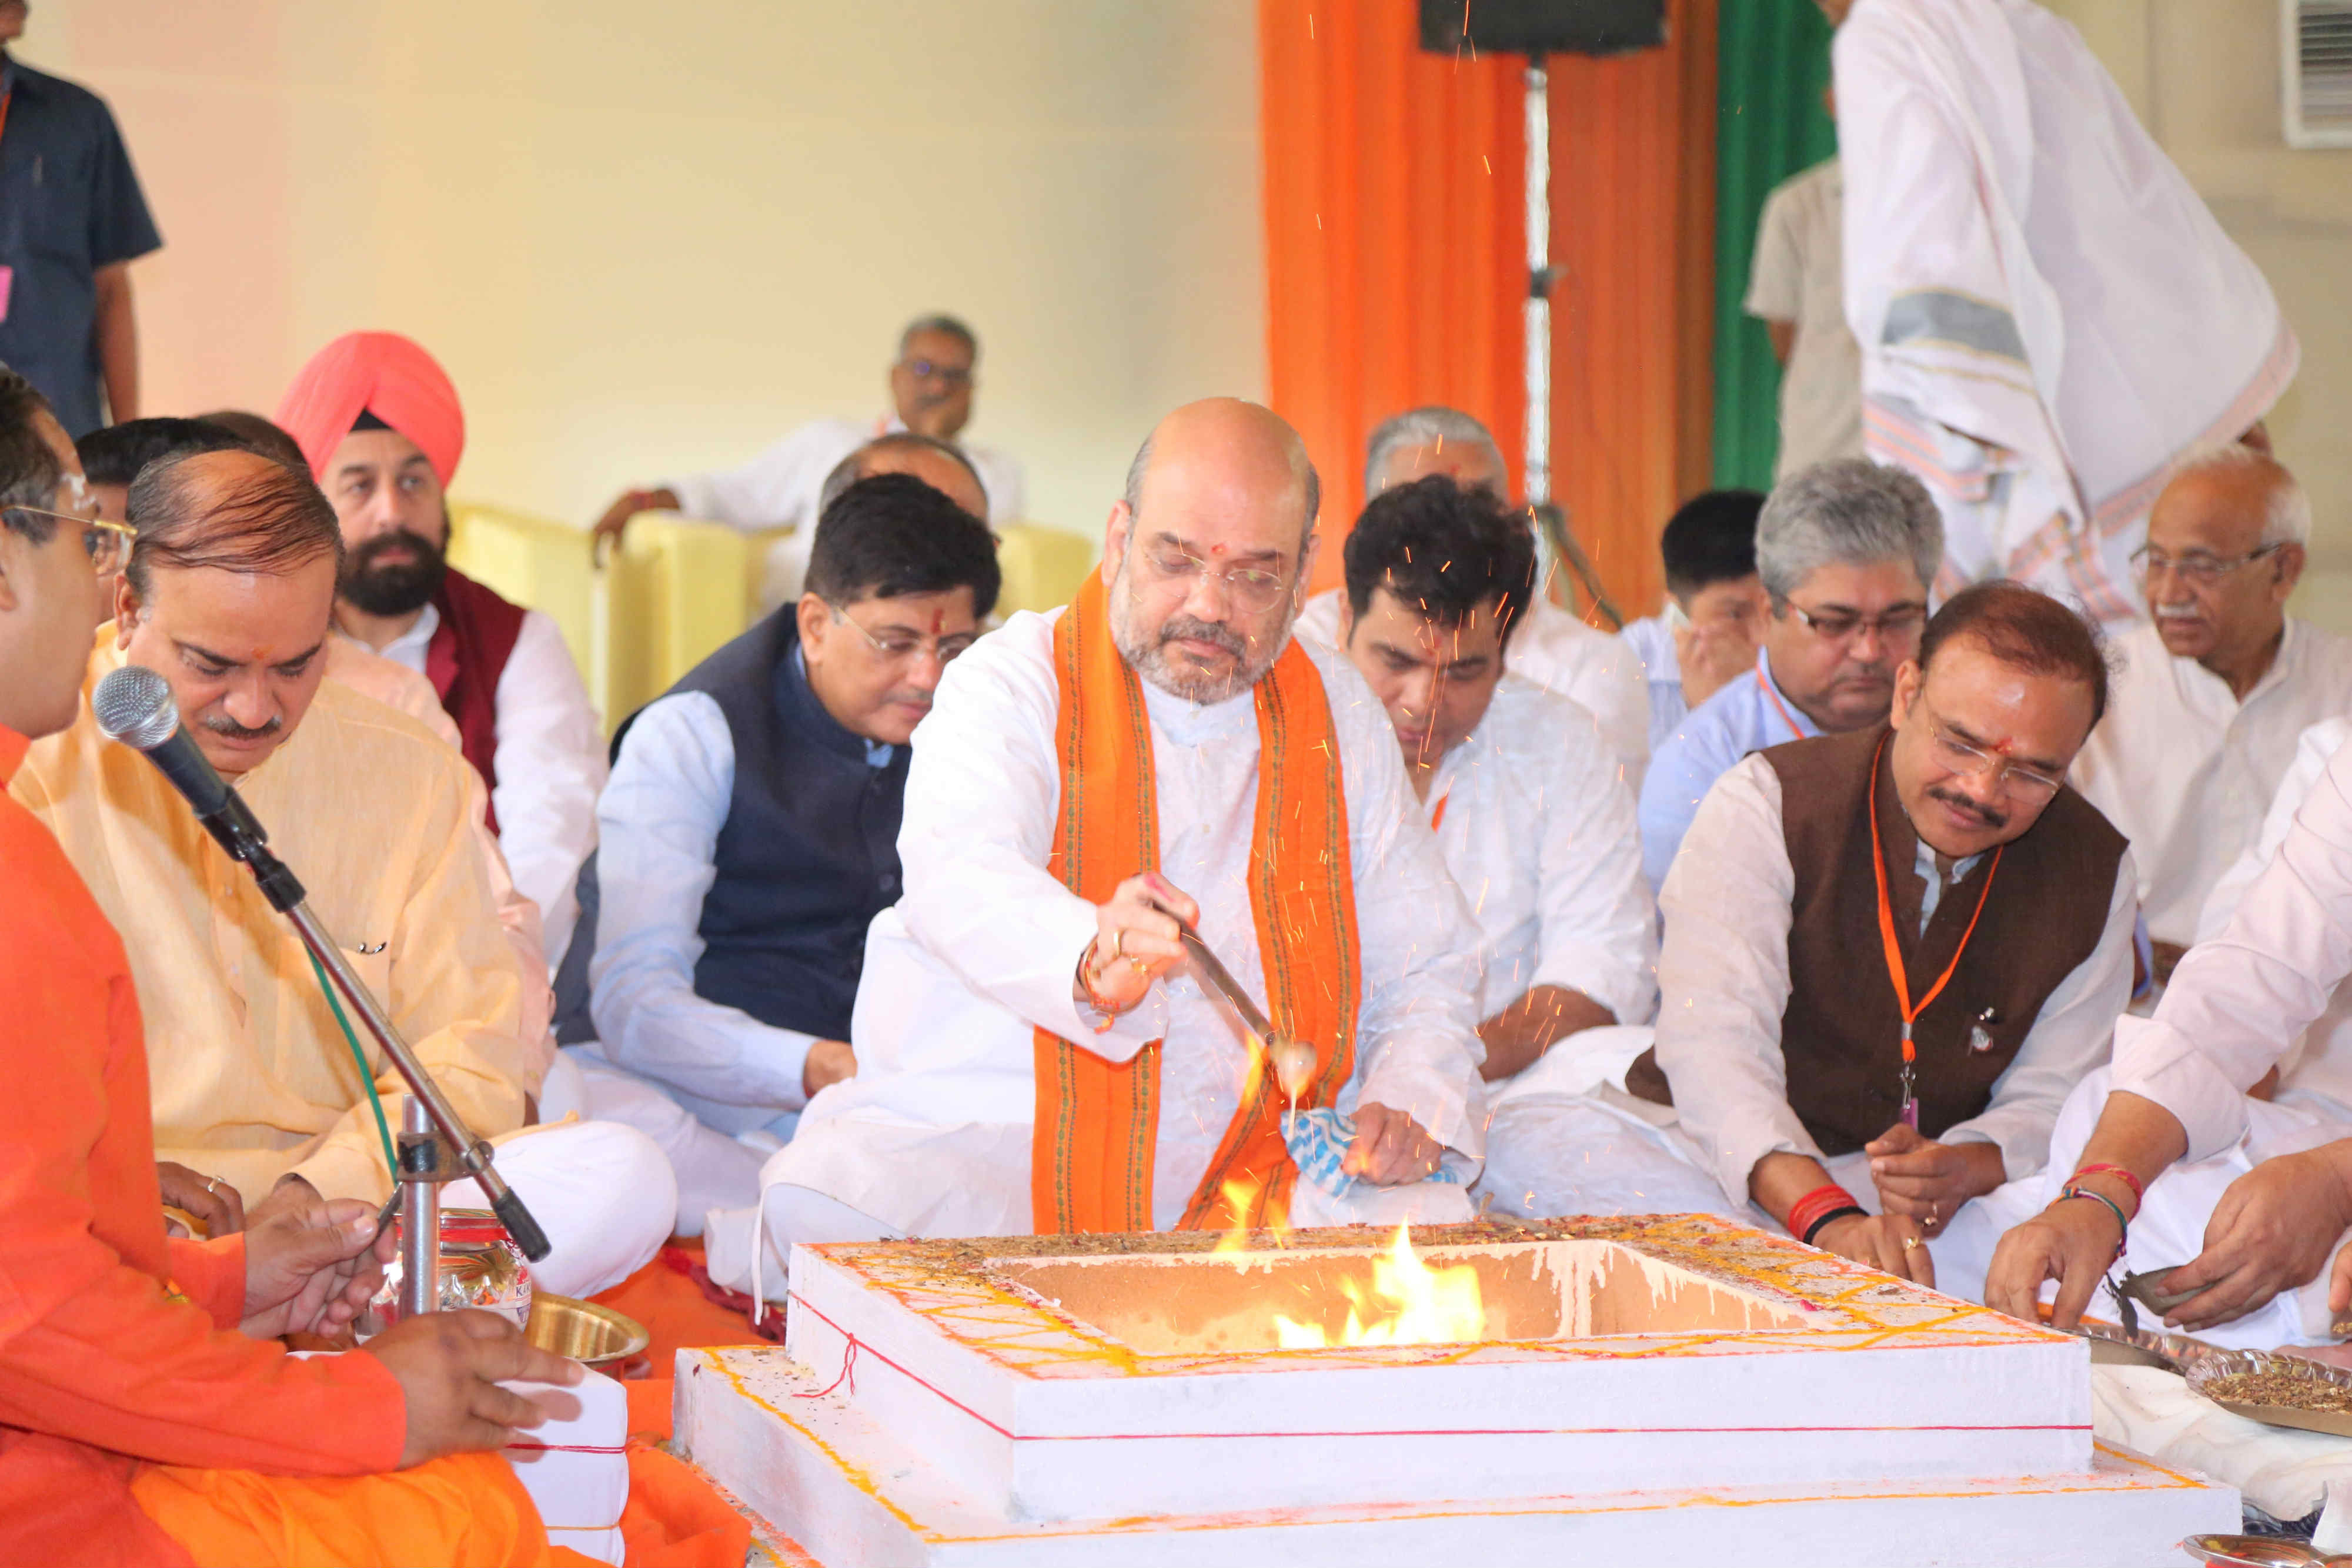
[1866,731,2002,1128]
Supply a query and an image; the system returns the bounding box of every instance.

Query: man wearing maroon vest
[275,332,606,967]
[1575,582,2133,1288]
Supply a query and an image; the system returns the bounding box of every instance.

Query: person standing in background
[1746,112,1862,480]
[0,0,161,436]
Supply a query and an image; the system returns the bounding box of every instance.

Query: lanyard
[1755,667,1807,741]
[1866,730,2003,1128]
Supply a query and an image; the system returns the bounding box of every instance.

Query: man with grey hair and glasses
[1639,457,1942,891]
[2066,447,2352,984]
[1292,406,1651,781]
[590,312,1025,606]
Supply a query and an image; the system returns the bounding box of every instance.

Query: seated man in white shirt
[2067,447,2352,983]
[1319,476,1656,1218]
[275,331,608,965]
[1639,458,1939,891]
[592,313,1026,606]
[1535,583,2131,1285]
[558,473,1000,1232]
[709,399,1486,1297]
[1986,718,2352,1349]
[1618,489,1768,755]
[1291,406,1651,781]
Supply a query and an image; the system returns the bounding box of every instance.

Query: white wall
[17,1,1267,539]
[2044,0,2352,629]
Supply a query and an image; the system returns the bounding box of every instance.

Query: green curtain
[1710,1,1838,491]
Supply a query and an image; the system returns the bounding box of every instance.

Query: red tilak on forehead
[930,608,944,636]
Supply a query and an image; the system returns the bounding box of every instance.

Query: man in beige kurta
[10,447,671,1296]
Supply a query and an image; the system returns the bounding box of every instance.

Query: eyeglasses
[1138,543,1295,614]
[828,604,977,666]
[1782,599,1928,646]
[1923,713,2064,800]
[898,358,973,389]
[2130,541,2284,587]
[5,505,133,575]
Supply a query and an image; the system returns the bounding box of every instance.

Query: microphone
[92,660,552,1271]
[92,664,306,912]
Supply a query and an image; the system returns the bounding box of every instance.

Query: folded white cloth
[2092,1362,2345,1522]
[502,1370,629,1566]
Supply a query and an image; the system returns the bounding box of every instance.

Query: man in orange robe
[0,361,588,1565]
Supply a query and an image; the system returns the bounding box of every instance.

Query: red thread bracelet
[1786,1183,1860,1242]
[2072,1162,2143,1209]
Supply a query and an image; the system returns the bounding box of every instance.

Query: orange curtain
[1259,0,1718,610]
[1258,3,1526,593]
[1545,0,1719,618]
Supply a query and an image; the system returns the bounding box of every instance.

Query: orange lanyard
[1866,731,2002,1128]
[1755,667,1807,741]
[1429,790,1451,832]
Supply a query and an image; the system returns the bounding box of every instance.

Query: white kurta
[1295,587,1649,788]
[1422,674,1656,1031]
[2070,619,2352,948]
[1837,0,2295,625]
[664,414,1026,607]
[756,608,1486,1248]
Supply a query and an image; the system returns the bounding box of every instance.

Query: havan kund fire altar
[675,1213,2234,1564]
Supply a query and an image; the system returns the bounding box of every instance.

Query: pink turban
[275,331,467,489]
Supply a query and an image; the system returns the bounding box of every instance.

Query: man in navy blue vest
[563,473,1000,1232]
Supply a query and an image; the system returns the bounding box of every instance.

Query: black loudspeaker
[1417,0,1666,57]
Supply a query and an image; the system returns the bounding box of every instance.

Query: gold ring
[1128,957,1150,978]
[1901,1235,1921,1251]
[1112,928,1127,959]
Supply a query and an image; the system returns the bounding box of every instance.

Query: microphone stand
[220,811,549,1319]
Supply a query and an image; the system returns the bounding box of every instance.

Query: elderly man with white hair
[2067,447,2352,983]
[1293,407,1651,783]
[1639,457,1942,891]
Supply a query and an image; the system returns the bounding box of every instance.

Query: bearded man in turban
[276,333,606,962]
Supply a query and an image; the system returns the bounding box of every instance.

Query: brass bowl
[525,1292,650,1369]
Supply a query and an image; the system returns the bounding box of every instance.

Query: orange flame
[1271,1223,1485,1348]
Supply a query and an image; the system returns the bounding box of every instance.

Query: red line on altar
[784,1294,2092,1443]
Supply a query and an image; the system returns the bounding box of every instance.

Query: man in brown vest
[1572,582,2132,1286]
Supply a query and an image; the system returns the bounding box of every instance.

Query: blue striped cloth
[1282,1107,1465,1202]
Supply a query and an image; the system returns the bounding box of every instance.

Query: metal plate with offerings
[2188,1350,2352,1439]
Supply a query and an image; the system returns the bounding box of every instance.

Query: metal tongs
[2107,1266,2204,1338]
[1175,924,1316,1104]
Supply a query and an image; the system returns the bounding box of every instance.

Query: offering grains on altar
[2202,1367,2352,1415]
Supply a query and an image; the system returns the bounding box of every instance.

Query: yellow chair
[592,514,796,735]
[994,523,1096,616]
[446,502,1095,740]
[444,500,597,682]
